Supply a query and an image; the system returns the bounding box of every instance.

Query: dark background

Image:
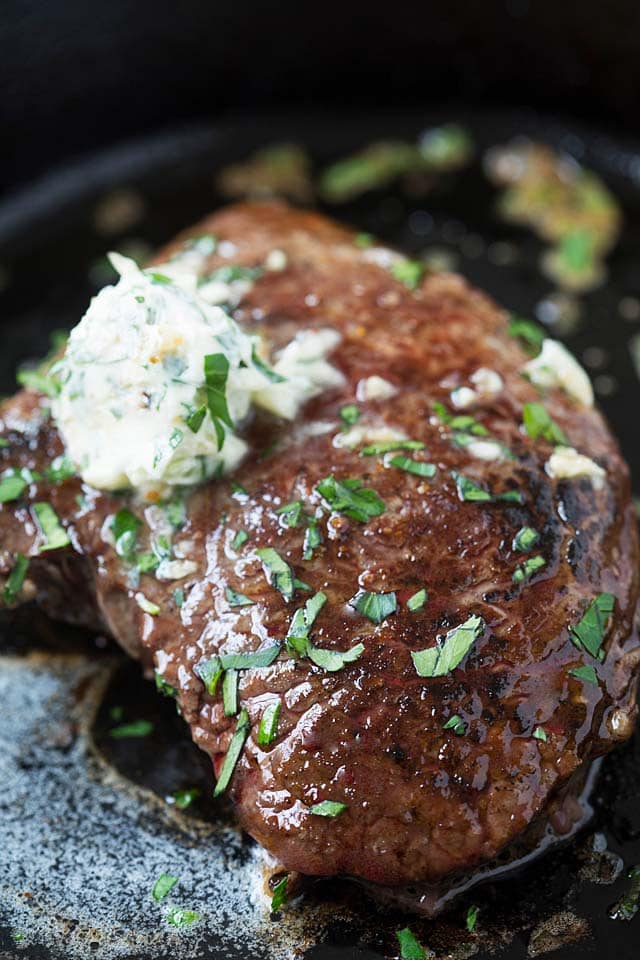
[3,0,640,193]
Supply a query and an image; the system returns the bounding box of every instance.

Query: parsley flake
[109,719,154,739]
[111,508,141,561]
[152,873,178,902]
[522,402,567,445]
[396,927,429,960]
[466,904,479,933]
[315,475,385,522]
[166,907,200,928]
[407,588,428,612]
[225,587,255,607]
[3,553,29,605]
[276,500,305,527]
[349,589,397,624]
[222,668,238,716]
[257,701,281,747]
[32,502,70,552]
[271,875,289,912]
[452,471,523,504]
[568,664,598,685]
[443,714,465,735]
[309,800,348,817]
[231,529,249,550]
[204,352,233,449]
[533,726,548,742]
[412,614,485,677]
[389,455,436,477]
[507,315,544,354]
[392,259,425,290]
[155,671,177,698]
[433,401,489,436]
[169,787,201,809]
[339,403,360,426]
[513,555,546,583]
[0,472,27,503]
[360,439,424,456]
[513,526,539,552]
[213,708,250,797]
[569,593,615,659]
[256,547,296,600]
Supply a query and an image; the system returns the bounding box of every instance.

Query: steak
[1,201,638,893]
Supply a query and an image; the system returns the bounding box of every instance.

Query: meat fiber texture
[1,202,638,888]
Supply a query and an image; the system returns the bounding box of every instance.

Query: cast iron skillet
[0,110,639,960]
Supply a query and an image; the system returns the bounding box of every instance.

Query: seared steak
[1,201,638,891]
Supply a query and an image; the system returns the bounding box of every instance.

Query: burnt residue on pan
[1,110,640,960]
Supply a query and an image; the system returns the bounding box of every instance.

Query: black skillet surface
[0,110,639,959]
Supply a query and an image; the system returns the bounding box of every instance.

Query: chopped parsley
[152,873,178,902]
[203,352,233,449]
[32,502,70,551]
[225,586,255,607]
[533,726,548,742]
[568,664,598,685]
[407,588,428,612]
[307,643,364,672]
[185,404,207,434]
[276,500,305,527]
[389,455,436,477]
[155,671,177,698]
[285,592,364,672]
[17,368,60,397]
[166,907,200,928]
[256,547,296,600]
[354,232,374,248]
[433,401,489,436]
[569,593,615,659]
[412,614,485,677]
[466,904,479,933]
[360,439,424,456]
[391,259,425,290]
[3,553,29,605]
[287,591,327,649]
[349,589,397,624]
[257,701,281,747]
[315,474,385,522]
[173,587,185,608]
[109,719,154,739]
[169,787,201,809]
[513,526,540,552]
[513,555,546,583]
[231,529,249,550]
[251,345,286,383]
[213,708,250,797]
[396,927,429,960]
[0,472,27,503]
[507,314,545,354]
[196,658,223,696]
[339,403,360,427]
[219,647,281,670]
[271,875,289,912]
[452,471,523,504]
[303,518,323,560]
[222,668,238,716]
[309,800,348,817]
[609,866,640,922]
[443,714,465,735]
[522,402,567,445]
[111,508,142,561]
[44,455,76,483]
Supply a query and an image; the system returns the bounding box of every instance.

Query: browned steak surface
[1,202,638,887]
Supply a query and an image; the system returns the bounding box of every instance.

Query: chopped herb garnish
[276,500,305,527]
[309,800,348,817]
[522,402,568,445]
[17,368,60,397]
[222,668,239,716]
[32,502,70,551]
[0,472,27,503]
[349,589,397,624]
[569,592,615,659]
[135,592,160,616]
[231,529,249,550]
[225,586,255,607]
[165,497,186,529]
[568,664,598,685]
[196,658,223,696]
[433,401,489,436]
[507,315,545,354]
[303,518,322,560]
[307,643,364,672]
[252,344,286,383]
[155,671,177,698]
[389,455,436,478]
[316,474,385,522]
[109,719,154,739]
[443,714,465,735]
[354,232,374,248]
[219,647,281,670]
[360,439,424,456]
[513,526,540,552]
[152,873,179,902]
[44,455,76,483]
[256,546,296,600]
[270,874,289,912]
[3,553,29,605]
[412,614,485,677]
[287,591,327,647]
[205,264,262,284]
[513,554,546,583]
[533,726,548,742]
[466,904,479,933]
[257,701,281,747]
[407,588,428,612]
[609,866,640,921]
[231,480,248,496]
[148,271,172,285]
[396,927,428,960]
[392,259,424,290]
[339,403,360,427]
[166,907,200,928]
[203,352,232,449]
[111,508,141,561]
[213,708,250,797]
[0,438,8,447]
[173,587,185,608]
[452,471,523,504]
[185,404,207,434]
[169,787,201,809]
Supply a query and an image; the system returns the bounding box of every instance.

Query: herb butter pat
[545,446,605,485]
[51,254,342,496]
[523,338,594,407]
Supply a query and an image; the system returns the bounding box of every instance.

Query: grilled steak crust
[1,201,638,887]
